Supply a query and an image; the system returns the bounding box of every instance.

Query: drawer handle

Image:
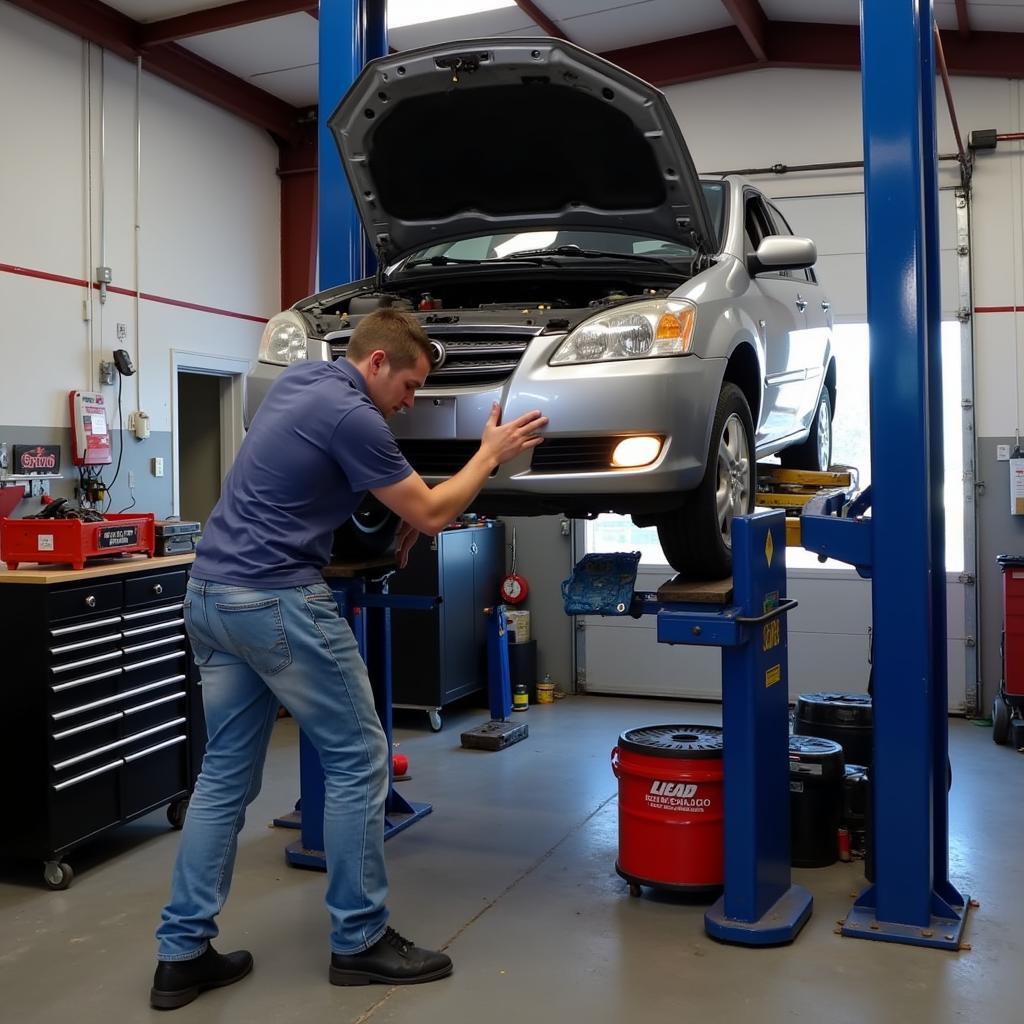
[51,615,122,638]
[85,595,97,608]
[53,711,124,741]
[50,632,123,656]
[53,759,122,792]
[122,602,184,622]
[124,734,186,763]
[123,691,186,716]
[51,650,122,674]
[153,583,164,595]
[122,634,185,655]
[122,617,186,639]
[51,666,123,695]
[123,650,186,672]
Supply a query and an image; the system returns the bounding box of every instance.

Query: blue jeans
[156,579,390,960]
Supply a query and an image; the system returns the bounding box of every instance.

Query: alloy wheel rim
[716,412,751,548]
[817,398,831,471]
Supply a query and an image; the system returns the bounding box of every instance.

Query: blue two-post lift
[302,0,969,950]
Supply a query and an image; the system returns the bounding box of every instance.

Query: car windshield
[401,181,727,267]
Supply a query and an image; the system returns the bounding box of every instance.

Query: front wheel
[332,495,399,563]
[656,383,755,580]
[781,388,833,471]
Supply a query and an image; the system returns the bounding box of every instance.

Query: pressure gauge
[501,573,529,605]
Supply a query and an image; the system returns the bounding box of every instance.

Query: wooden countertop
[0,553,195,585]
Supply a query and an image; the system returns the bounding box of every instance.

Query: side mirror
[749,235,817,276]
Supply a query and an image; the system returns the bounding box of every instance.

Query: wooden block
[656,575,733,604]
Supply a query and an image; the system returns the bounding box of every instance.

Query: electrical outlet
[998,444,1012,462]
[152,457,164,477]
[116,322,127,341]
[128,470,136,489]
[99,360,116,386]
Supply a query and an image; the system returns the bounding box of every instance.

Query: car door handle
[795,297,807,312]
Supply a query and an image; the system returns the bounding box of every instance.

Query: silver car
[246,37,834,579]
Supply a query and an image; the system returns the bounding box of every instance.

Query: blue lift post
[574,510,811,945]
[801,0,970,950]
[282,570,435,870]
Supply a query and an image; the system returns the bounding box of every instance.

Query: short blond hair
[347,307,431,369]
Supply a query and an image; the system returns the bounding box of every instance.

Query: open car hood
[327,37,717,262]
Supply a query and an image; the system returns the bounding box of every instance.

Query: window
[585,321,966,573]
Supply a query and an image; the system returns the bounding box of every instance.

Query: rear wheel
[656,383,755,580]
[781,388,833,471]
[332,495,398,563]
[993,694,1011,745]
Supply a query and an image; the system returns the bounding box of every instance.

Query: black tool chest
[0,557,203,889]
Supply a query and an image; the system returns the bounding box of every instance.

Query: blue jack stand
[799,0,971,952]
[565,510,810,946]
[459,605,529,751]
[276,563,436,870]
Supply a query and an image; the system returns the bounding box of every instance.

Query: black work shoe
[150,944,253,1010]
[329,927,453,986]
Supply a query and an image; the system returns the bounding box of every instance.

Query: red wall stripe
[0,262,269,325]
[975,305,1024,313]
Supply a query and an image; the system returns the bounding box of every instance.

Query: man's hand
[395,520,420,569]
[480,403,548,467]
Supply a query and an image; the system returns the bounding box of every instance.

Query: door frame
[170,350,250,518]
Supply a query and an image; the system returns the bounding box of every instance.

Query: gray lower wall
[502,515,575,693]
[0,425,174,522]
[976,437,1024,714]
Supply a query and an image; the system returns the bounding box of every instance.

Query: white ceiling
[98,1,1024,111]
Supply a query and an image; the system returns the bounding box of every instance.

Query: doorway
[177,371,223,526]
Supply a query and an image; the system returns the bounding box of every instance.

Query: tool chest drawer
[48,581,123,623]
[0,559,202,886]
[125,570,187,608]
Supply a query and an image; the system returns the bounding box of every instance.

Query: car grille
[330,327,536,387]
[397,440,480,476]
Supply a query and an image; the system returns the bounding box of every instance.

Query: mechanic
[150,307,548,1010]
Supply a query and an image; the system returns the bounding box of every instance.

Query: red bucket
[611,724,724,892]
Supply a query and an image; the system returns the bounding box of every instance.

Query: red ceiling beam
[763,21,860,72]
[603,27,758,88]
[140,0,319,47]
[720,0,768,62]
[7,0,300,139]
[512,0,568,42]
[955,0,971,39]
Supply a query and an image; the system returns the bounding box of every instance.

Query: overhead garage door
[578,186,976,713]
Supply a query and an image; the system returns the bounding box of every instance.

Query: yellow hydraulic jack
[755,466,860,548]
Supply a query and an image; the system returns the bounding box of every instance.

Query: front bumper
[392,331,726,514]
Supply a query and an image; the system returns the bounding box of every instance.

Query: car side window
[745,194,782,276]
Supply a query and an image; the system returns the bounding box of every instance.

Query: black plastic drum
[789,735,845,868]
[794,691,873,768]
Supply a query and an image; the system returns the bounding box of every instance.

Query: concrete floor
[0,695,1018,1024]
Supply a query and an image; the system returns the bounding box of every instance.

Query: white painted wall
[0,3,279,444]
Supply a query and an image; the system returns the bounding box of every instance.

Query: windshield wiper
[404,255,483,268]
[488,244,680,267]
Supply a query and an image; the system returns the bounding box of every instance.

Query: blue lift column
[803,0,970,950]
[318,0,387,286]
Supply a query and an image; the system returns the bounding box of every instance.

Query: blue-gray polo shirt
[192,359,412,588]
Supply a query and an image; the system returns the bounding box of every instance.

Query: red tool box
[1,512,155,571]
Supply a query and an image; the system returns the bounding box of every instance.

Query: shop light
[388,0,517,29]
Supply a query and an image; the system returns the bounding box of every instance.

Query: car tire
[656,382,755,580]
[332,495,399,562]
[780,388,832,472]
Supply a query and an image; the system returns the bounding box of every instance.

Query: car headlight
[549,300,696,366]
[258,311,310,365]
